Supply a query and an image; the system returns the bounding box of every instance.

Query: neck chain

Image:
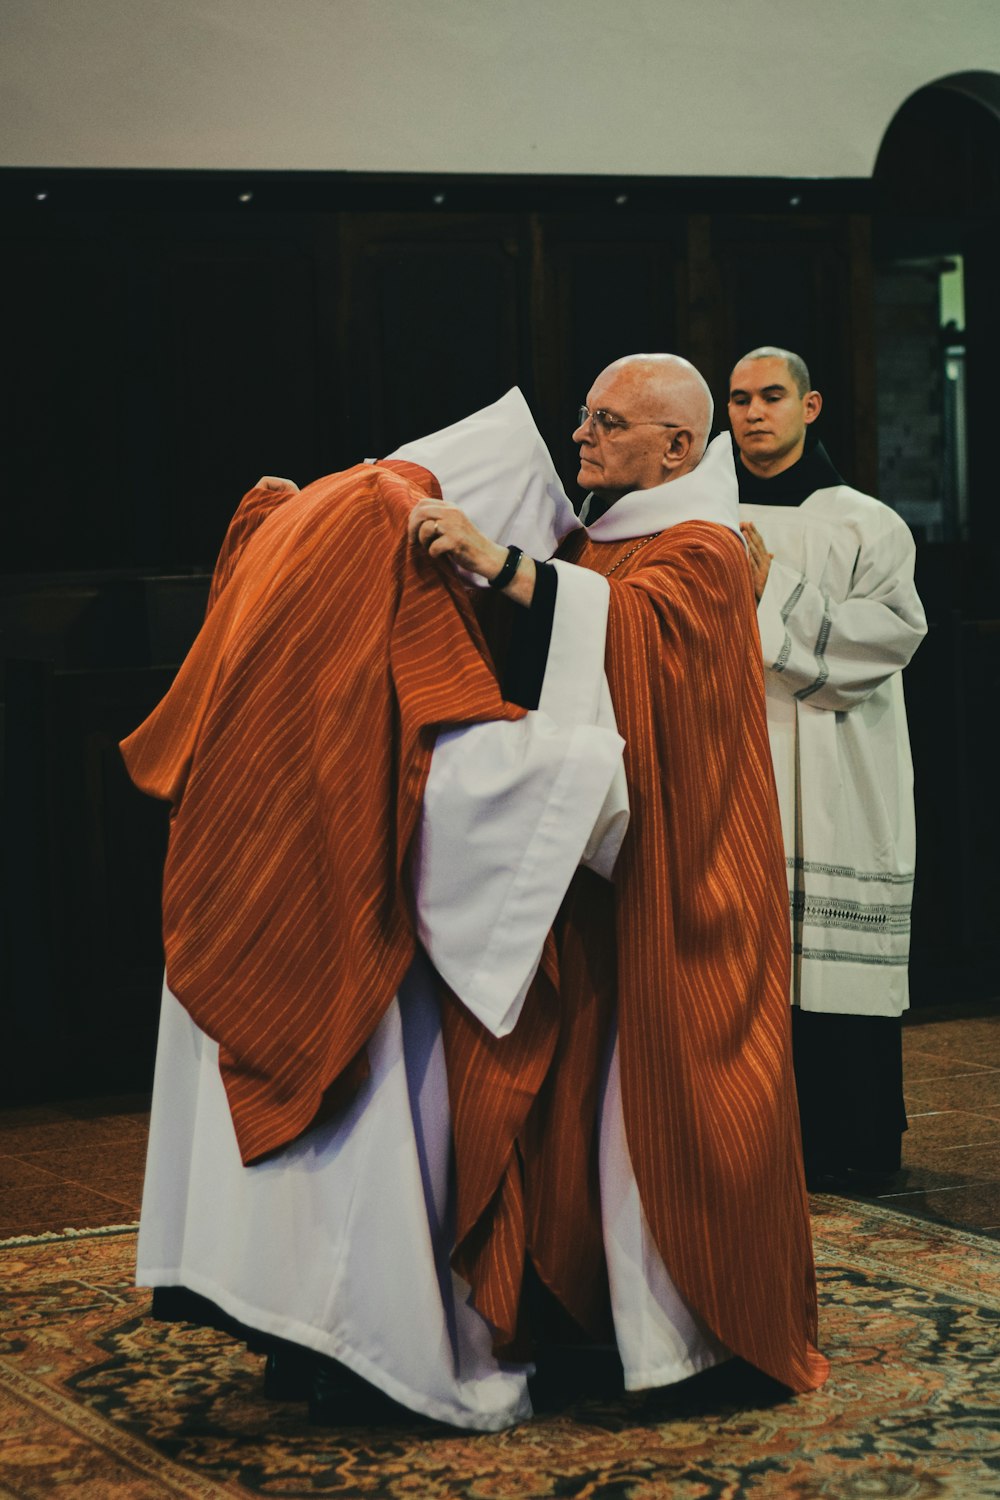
[602,531,662,576]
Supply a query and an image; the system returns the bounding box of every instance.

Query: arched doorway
[873,71,1000,570]
[873,72,1000,1004]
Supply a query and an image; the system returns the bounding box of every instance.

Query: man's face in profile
[572,368,676,500]
[728,356,815,469]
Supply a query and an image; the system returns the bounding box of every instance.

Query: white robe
[740,484,927,1017]
[137,418,737,1430]
[137,560,727,1431]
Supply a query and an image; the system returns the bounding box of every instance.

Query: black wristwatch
[488,544,524,590]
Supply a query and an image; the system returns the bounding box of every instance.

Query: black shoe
[804,1162,853,1192]
[263,1347,318,1401]
[308,1359,425,1427]
[683,1357,789,1410]
[637,1357,789,1418]
[841,1163,903,1194]
[529,1342,624,1410]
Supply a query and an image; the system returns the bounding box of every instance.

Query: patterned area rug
[1,1199,999,1499]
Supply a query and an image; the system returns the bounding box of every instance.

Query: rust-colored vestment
[443,521,828,1394]
[123,470,827,1398]
[120,462,522,1165]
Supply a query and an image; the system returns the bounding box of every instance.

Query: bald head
[601,354,714,457]
[730,346,811,397]
[574,353,714,502]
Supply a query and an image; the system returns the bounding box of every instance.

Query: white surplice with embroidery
[739,485,927,1017]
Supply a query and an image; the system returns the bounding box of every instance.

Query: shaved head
[573,352,715,503]
[599,354,715,460]
[731,346,811,398]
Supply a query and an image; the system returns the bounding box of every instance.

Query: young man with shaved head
[125,357,827,1430]
[729,347,927,1188]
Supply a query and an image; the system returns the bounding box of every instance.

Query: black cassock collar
[735,434,844,508]
[584,436,845,518]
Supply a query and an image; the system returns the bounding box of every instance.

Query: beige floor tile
[904,1071,1000,1116]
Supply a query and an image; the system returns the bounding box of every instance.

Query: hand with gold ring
[407,498,507,579]
[406,498,538,606]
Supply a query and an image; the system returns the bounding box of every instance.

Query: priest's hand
[740,521,772,602]
[407,500,536,605]
[255,475,300,492]
[408,498,502,575]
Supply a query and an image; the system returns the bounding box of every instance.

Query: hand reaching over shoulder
[255,475,300,493]
[407,499,505,577]
[407,499,536,606]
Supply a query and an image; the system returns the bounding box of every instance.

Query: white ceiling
[2,0,998,178]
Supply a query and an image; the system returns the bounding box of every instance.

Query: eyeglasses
[577,405,681,434]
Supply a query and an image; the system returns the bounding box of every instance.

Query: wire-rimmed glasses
[577,405,681,434]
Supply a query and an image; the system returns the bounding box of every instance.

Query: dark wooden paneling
[148,231,327,566]
[2,173,993,1103]
[3,654,177,1101]
[2,574,209,1102]
[3,198,881,570]
[5,236,133,570]
[340,214,529,460]
[704,214,871,480]
[960,226,1000,564]
[533,213,684,484]
[905,610,1000,1006]
[4,212,334,574]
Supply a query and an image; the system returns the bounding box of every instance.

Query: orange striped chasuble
[443,520,828,1394]
[120,461,523,1165]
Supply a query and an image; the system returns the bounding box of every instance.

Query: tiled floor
[0,1008,998,1241]
[0,1094,149,1238]
[868,1004,1000,1238]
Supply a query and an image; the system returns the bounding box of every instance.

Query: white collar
[583,433,742,542]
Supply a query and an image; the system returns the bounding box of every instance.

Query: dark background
[3,76,998,1104]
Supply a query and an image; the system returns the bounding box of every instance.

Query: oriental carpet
[0,1200,998,1499]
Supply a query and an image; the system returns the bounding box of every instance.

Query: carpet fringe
[0,1222,139,1250]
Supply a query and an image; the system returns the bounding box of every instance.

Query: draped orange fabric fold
[444,520,828,1394]
[120,460,523,1165]
[124,468,826,1396]
[441,873,617,1354]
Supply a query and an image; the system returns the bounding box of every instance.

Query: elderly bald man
[410,352,827,1406]
[410,354,715,589]
[128,356,826,1433]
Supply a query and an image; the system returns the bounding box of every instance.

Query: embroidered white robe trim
[740,484,927,1016]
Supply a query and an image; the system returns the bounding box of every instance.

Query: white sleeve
[414,714,623,1037]
[756,517,927,712]
[546,561,629,878]
[414,559,629,1039]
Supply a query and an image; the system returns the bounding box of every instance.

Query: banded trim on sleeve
[790,892,911,936]
[786,857,915,886]
[794,599,832,702]
[780,576,807,623]
[793,944,911,967]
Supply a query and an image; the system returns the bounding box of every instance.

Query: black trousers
[791,1009,907,1174]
